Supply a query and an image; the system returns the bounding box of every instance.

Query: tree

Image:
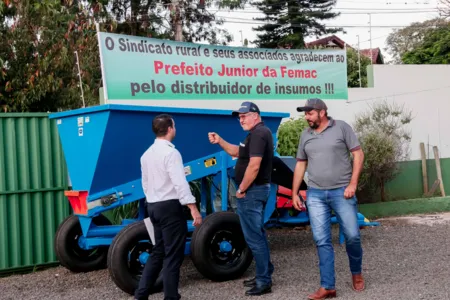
[346,48,371,88]
[305,45,370,88]
[0,0,104,112]
[438,0,450,18]
[384,18,449,64]
[401,24,450,64]
[353,101,413,202]
[108,0,242,45]
[0,0,242,112]
[251,0,341,49]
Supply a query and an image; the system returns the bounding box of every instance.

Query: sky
[208,0,443,62]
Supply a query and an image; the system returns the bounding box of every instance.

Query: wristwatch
[237,188,245,194]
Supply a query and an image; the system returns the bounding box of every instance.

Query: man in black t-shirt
[208,101,274,297]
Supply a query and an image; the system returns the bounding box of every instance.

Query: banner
[97,32,348,101]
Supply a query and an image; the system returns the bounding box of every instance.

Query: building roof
[305,34,384,64]
[305,35,351,49]
[360,48,384,64]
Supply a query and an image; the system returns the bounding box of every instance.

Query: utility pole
[357,35,362,88]
[74,50,86,108]
[172,0,183,41]
[368,13,373,64]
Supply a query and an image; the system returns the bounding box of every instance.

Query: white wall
[109,65,450,160]
[333,65,450,160]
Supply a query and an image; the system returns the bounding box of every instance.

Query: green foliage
[111,202,139,225]
[0,0,243,112]
[251,0,341,49]
[354,101,413,202]
[385,18,449,64]
[276,116,308,157]
[346,48,371,88]
[0,0,103,111]
[401,23,450,64]
[108,0,241,44]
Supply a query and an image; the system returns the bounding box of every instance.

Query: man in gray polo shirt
[291,98,365,300]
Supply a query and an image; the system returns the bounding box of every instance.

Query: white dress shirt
[141,138,196,205]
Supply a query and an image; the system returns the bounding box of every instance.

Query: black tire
[54,214,112,272]
[190,212,253,281]
[107,220,163,296]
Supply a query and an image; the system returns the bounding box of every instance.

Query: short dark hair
[152,114,174,137]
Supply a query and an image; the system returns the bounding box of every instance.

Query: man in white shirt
[135,114,202,300]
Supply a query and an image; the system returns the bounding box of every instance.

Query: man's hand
[189,207,203,226]
[344,183,357,199]
[236,190,246,199]
[292,194,304,211]
[208,132,239,157]
[347,148,363,199]
[208,132,221,144]
[292,160,307,211]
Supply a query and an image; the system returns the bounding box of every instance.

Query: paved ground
[2,213,450,300]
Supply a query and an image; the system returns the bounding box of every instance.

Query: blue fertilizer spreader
[49,104,379,296]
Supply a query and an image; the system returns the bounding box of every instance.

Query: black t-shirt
[234,122,274,187]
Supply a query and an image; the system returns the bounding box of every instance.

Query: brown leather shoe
[307,287,337,300]
[352,274,365,291]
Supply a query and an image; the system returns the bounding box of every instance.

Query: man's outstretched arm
[208,132,239,157]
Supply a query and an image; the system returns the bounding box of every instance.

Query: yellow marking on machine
[204,157,217,168]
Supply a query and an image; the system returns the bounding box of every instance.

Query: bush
[276,116,308,157]
[354,101,412,202]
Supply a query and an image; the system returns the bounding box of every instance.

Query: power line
[213,9,439,15]
[345,34,390,48]
[223,15,441,27]
[123,1,437,9]
[360,34,390,43]
[338,0,434,3]
[327,7,438,10]
[209,7,439,12]
[5,19,445,33]
[218,18,444,28]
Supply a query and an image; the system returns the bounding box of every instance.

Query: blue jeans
[236,184,274,287]
[306,186,362,290]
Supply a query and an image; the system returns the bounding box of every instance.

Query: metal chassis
[73,135,379,252]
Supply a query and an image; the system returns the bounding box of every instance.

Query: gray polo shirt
[296,118,361,189]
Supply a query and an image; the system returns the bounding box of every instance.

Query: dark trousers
[135,200,187,300]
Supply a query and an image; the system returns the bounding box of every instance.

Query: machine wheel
[107,220,163,296]
[54,214,111,272]
[191,211,253,281]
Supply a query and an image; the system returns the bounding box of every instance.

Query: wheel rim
[68,226,104,261]
[127,240,153,280]
[209,229,246,267]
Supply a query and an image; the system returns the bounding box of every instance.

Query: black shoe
[245,284,272,296]
[243,277,256,287]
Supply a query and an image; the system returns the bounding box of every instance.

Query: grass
[359,196,450,219]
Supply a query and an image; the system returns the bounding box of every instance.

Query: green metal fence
[0,113,70,274]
